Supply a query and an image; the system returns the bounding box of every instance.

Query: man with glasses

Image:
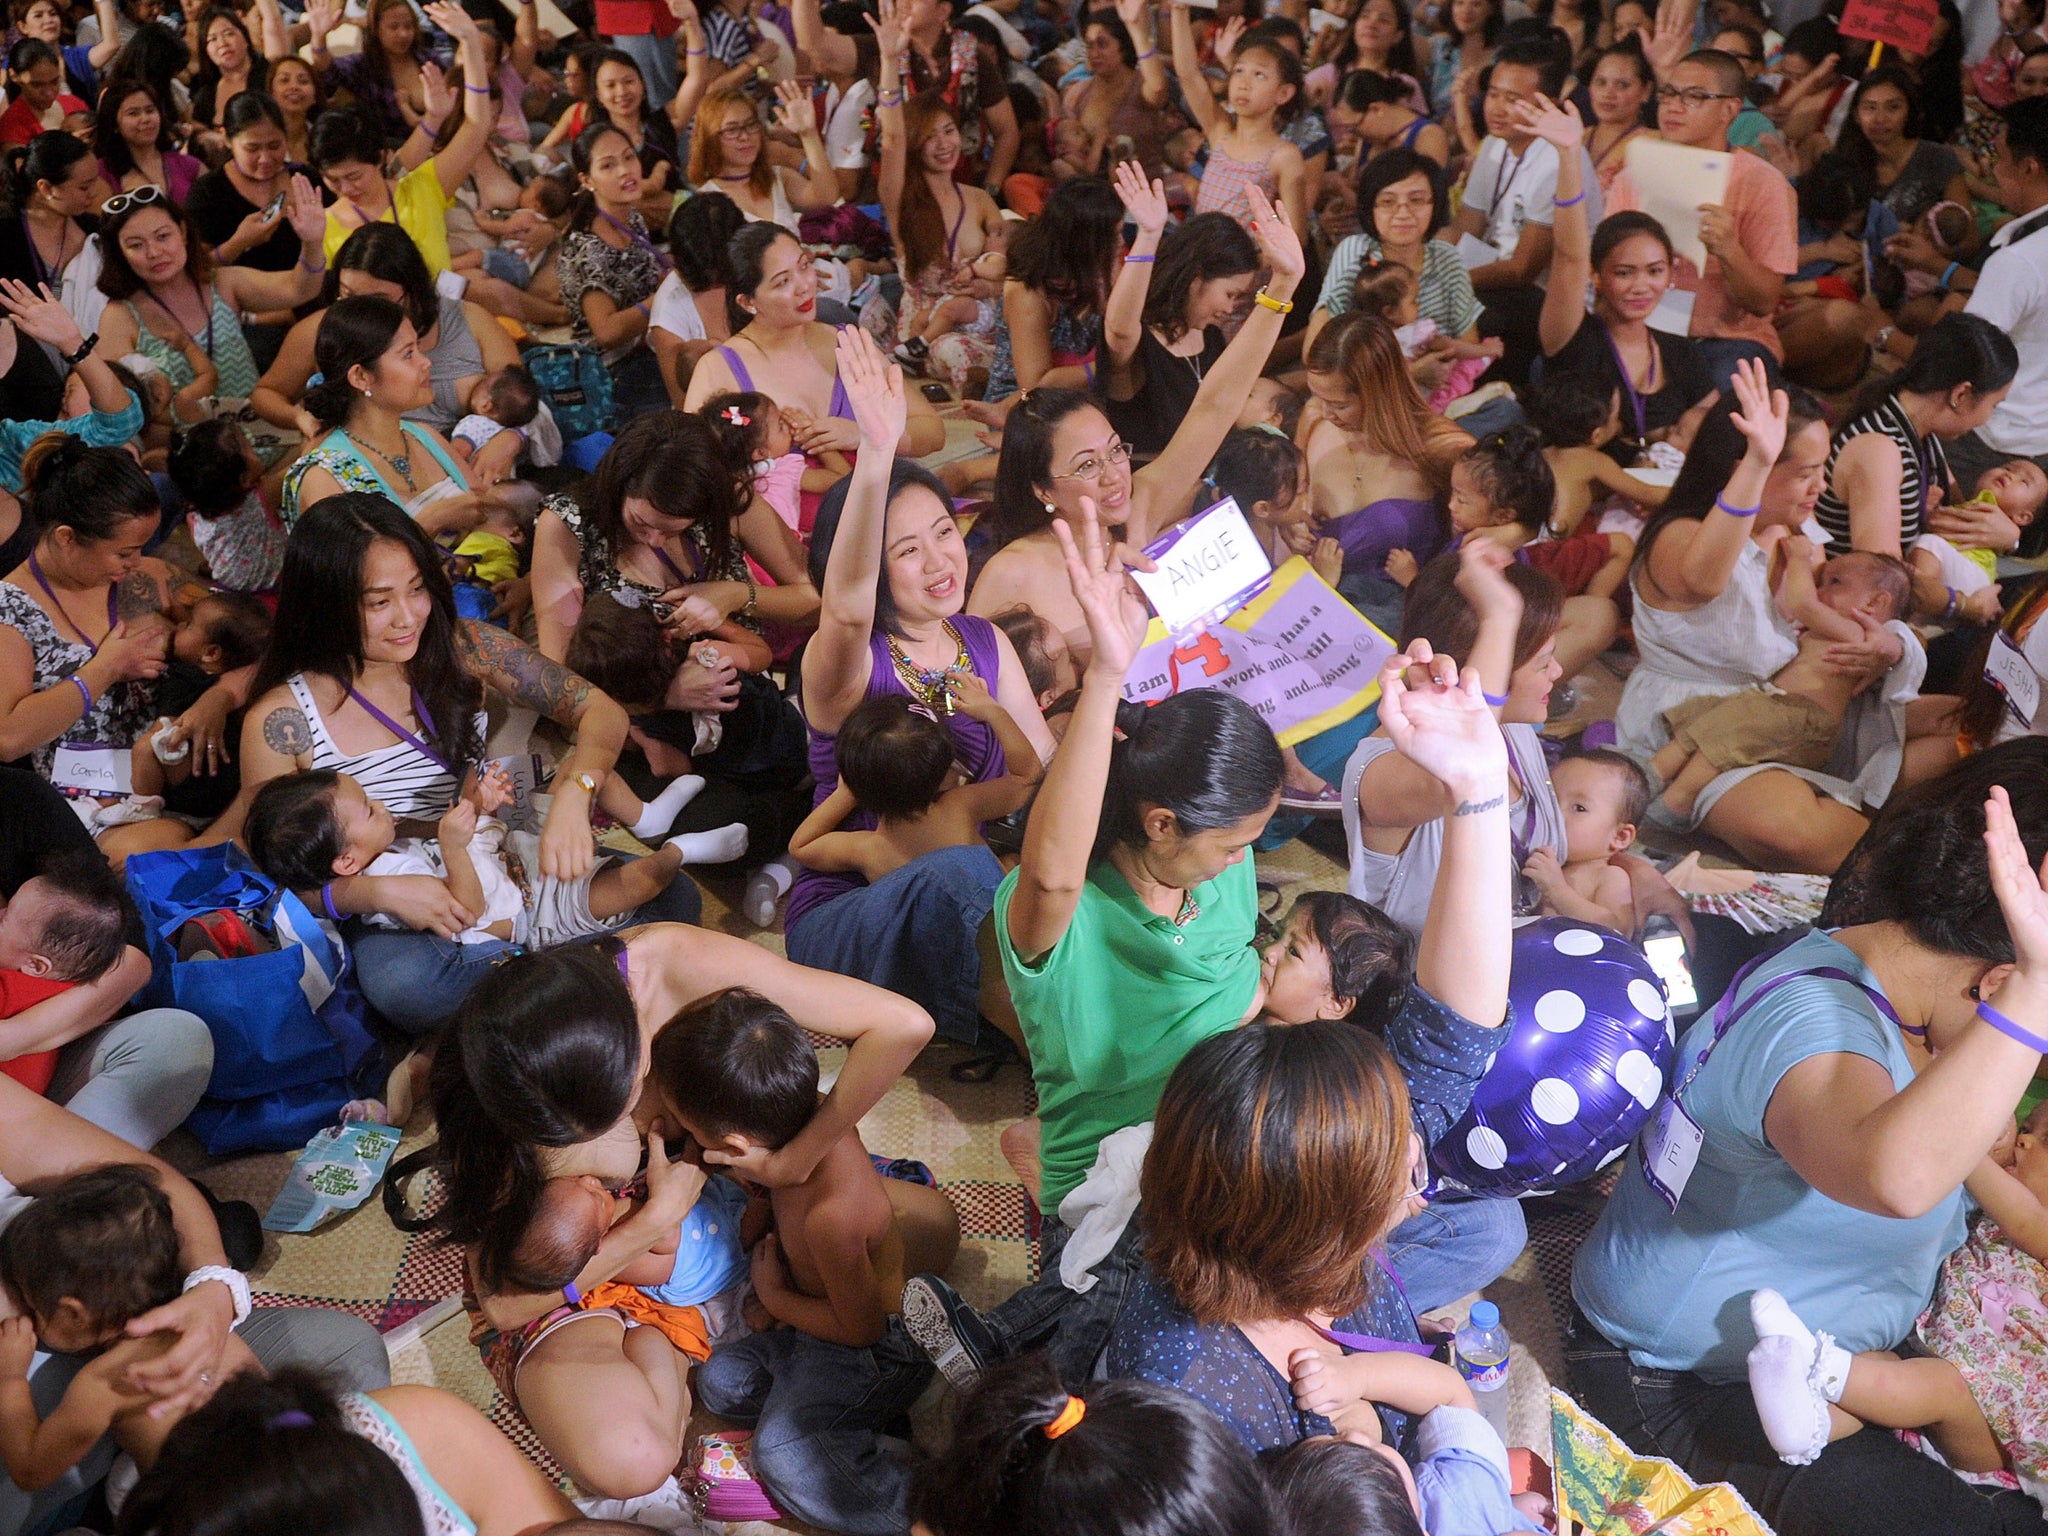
[1605,48,1796,390]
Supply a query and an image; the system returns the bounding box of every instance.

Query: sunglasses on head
[102,184,166,217]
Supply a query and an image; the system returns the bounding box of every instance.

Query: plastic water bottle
[1455,1300,1512,1439]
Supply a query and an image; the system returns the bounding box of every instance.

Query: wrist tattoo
[1452,792,1506,817]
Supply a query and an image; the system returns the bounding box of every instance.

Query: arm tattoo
[262,706,314,757]
[1452,793,1507,817]
[460,619,593,724]
[115,570,165,623]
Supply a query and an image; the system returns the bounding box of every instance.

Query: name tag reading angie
[1132,499,1272,637]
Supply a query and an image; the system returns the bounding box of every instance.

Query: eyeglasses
[1656,85,1739,105]
[718,120,763,141]
[102,183,166,216]
[1053,441,1132,482]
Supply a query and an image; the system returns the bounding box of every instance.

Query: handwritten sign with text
[1132,499,1272,635]
[1837,0,1940,56]
[1121,558,1395,746]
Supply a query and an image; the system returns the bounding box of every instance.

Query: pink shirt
[1606,145,1796,361]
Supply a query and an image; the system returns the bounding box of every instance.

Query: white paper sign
[1454,232,1499,271]
[1132,500,1272,636]
[1622,137,1732,273]
[50,742,132,797]
[1648,287,1697,338]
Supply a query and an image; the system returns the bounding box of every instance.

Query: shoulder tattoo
[115,570,164,623]
[262,705,314,757]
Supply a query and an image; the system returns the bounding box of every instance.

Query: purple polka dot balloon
[1433,916,1677,1197]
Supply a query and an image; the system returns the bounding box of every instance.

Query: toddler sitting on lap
[245,763,716,948]
[1521,749,1648,934]
[0,856,133,1095]
[0,1166,260,1497]
[1746,1098,2048,1491]
[1649,542,1913,823]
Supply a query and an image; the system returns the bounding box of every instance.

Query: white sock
[1750,1290,1849,1403]
[744,855,797,928]
[1748,1334,1832,1465]
[630,774,705,839]
[667,822,749,865]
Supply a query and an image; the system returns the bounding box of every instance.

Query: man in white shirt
[1455,33,1601,387]
[1953,97,2048,486]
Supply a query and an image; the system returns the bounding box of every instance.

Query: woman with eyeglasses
[90,81,201,209]
[684,224,945,528]
[686,84,852,310]
[967,186,1304,671]
[91,174,326,463]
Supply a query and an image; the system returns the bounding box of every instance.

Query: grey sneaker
[901,1273,995,1391]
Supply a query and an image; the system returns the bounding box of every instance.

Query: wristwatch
[61,331,97,367]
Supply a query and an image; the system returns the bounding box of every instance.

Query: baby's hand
[0,1317,37,1378]
[438,797,479,849]
[1385,547,1419,587]
[1782,532,1814,563]
[470,762,515,816]
[1311,536,1344,586]
[1289,1345,1351,1417]
[1963,584,2004,625]
[1522,848,1566,892]
[945,669,998,720]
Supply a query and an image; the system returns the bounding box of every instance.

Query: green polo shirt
[995,855,1262,1212]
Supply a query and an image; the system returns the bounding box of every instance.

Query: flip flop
[1278,783,1347,817]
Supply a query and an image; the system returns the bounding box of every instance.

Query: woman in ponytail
[278,294,484,536]
[116,1366,579,1536]
[909,1355,1282,1536]
[0,131,106,351]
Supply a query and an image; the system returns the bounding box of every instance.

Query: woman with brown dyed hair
[1108,1018,1428,1453]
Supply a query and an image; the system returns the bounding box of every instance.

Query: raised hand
[1375,640,1510,798]
[1113,0,1152,42]
[1213,12,1246,65]
[419,58,452,125]
[771,78,814,139]
[1050,495,1153,680]
[1112,159,1169,237]
[666,0,699,20]
[1511,92,1582,152]
[305,0,336,44]
[864,0,904,61]
[0,277,83,354]
[1245,183,1304,284]
[1986,785,2048,989]
[1726,356,1788,468]
[1642,0,1694,79]
[284,172,325,244]
[835,324,908,451]
[424,0,480,42]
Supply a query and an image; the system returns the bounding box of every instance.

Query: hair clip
[723,405,751,427]
[271,1410,315,1430]
[1044,1395,1086,1439]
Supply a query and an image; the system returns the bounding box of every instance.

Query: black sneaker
[901,1274,996,1390]
[193,1179,263,1271]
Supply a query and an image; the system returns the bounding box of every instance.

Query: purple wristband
[1482,690,1508,707]
[320,882,341,922]
[1714,493,1761,518]
[68,674,92,714]
[1978,999,2048,1054]
[563,1281,582,1305]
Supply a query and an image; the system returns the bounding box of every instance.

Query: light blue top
[641,1174,750,1308]
[0,391,144,493]
[1414,1407,1545,1536]
[1572,929,1967,1383]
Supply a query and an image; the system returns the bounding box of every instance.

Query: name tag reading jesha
[1131,499,1273,637]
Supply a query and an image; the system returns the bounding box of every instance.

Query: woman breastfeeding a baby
[426,934,953,1508]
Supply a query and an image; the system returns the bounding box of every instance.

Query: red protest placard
[1836,0,1940,56]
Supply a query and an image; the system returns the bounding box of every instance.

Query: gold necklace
[886,621,971,713]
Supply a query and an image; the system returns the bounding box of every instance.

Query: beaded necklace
[885,621,971,713]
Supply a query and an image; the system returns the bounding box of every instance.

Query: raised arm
[873,0,908,238]
[1765,786,2048,1218]
[253,0,290,60]
[1102,161,1167,371]
[1127,184,1304,543]
[770,78,841,209]
[1005,497,1152,963]
[85,0,121,67]
[1169,0,1223,136]
[1645,360,1789,606]
[793,0,860,78]
[425,4,496,200]
[214,175,327,312]
[510,0,542,78]
[1117,0,1170,106]
[798,327,906,734]
[1517,96,1592,357]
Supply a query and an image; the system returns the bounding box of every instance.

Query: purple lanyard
[1672,949,1920,1108]
[22,214,66,290]
[600,209,673,274]
[344,684,455,775]
[651,543,694,587]
[1312,1253,1434,1358]
[1601,321,1654,444]
[27,552,118,647]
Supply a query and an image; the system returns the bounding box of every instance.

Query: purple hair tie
[271,1410,315,1429]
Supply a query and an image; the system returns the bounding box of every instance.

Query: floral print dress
[0,584,159,776]
[1919,1216,2048,1497]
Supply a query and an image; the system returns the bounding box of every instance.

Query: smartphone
[920,382,953,403]
[264,190,287,218]
[1640,922,1699,1022]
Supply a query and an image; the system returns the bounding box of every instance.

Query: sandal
[1278,783,1347,816]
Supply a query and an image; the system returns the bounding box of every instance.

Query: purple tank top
[1327,497,1448,581]
[715,344,855,421]
[785,615,1007,930]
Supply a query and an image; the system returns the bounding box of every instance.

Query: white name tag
[1640,1096,1704,1213]
[50,742,132,797]
[1454,232,1499,271]
[1133,500,1272,637]
[1986,631,2039,729]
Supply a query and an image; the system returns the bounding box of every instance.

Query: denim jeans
[46,1008,214,1154]
[694,1318,932,1536]
[981,1212,1147,1382]
[1692,338,1782,394]
[1,1305,388,1536]
[1564,1307,2048,1536]
[1383,1191,1528,1316]
[350,862,703,1036]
